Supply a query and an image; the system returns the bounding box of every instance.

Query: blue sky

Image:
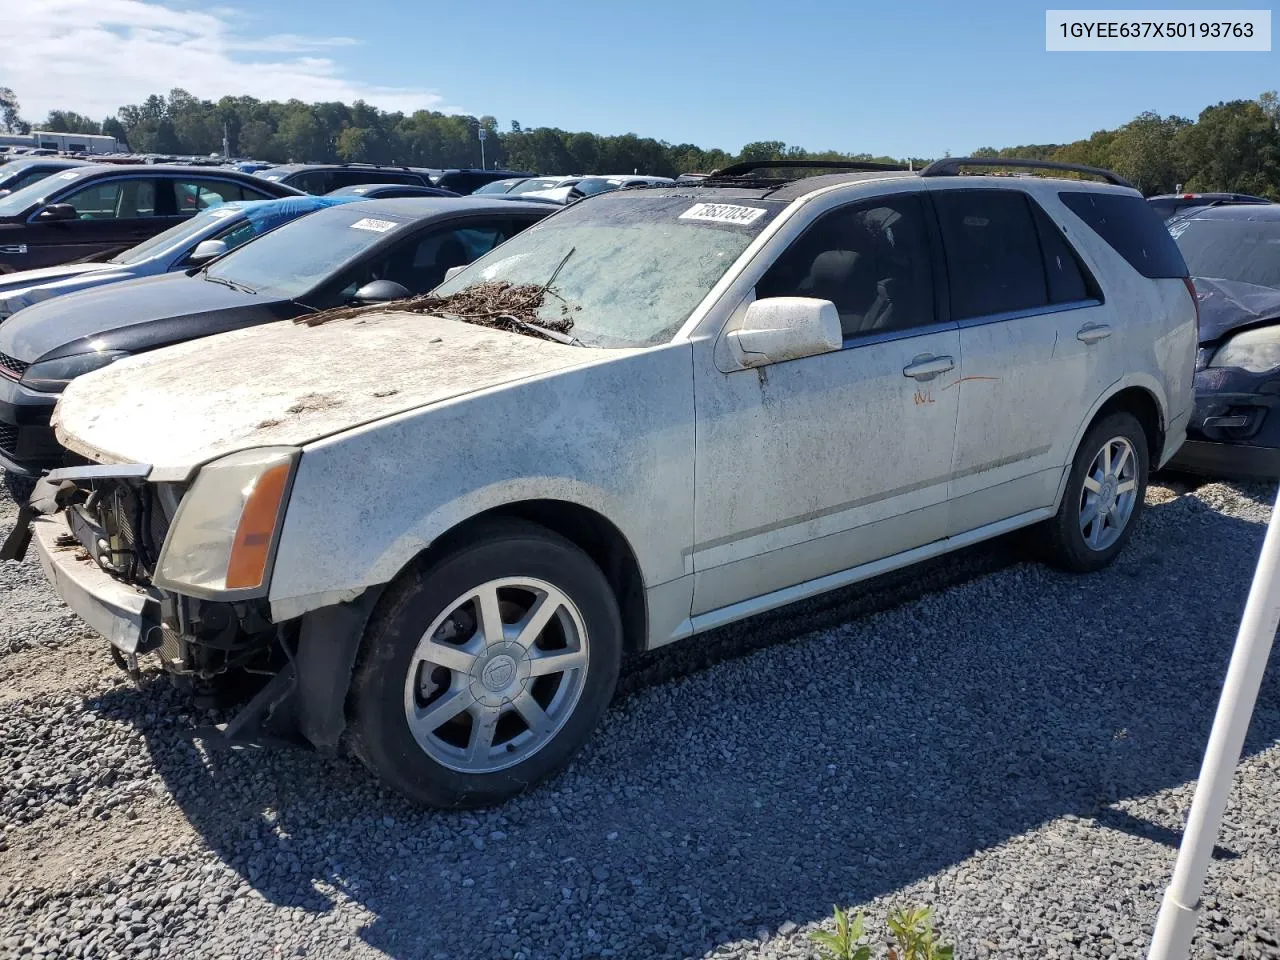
[7,0,1278,157]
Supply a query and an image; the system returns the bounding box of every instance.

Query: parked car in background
[0,165,301,273]
[503,176,583,196]
[13,159,1195,809]
[257,164,433,194]
[1148,191,1271,222]
[0,158,95,198]
[428,168,536,194]
[472,177,530,195]
[0,197,552,488]
[1166,204,1280,478]
[327,183,460,200]
[0,195,363,321]
[522,174,674,203]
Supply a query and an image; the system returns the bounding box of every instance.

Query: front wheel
[348,520,622,808]
[1042,411,1149,572]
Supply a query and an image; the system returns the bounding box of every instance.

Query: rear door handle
[903,354,955,381]
[1077,323,1112,344]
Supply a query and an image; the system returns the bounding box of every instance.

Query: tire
[348,520,623,809]
[3,471,35,505]
[1042,411,1149,572]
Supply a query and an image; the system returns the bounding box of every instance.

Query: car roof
[1174,203,1280,221]
[309,195,554,218]
[2,157,93,170]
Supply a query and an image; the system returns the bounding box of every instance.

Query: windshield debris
[294,280,581,343]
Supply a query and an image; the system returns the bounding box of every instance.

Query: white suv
[12,157,1198,808]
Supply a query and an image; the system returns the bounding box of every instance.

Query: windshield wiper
[499,315,585,346]
[201,272,256,295]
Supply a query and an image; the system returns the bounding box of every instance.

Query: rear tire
[348,520,622,809]
[1042,411,1149,572]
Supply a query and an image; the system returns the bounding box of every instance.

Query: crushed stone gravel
[0,475,1277,959]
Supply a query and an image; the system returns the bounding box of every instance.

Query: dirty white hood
[54,311,603,479]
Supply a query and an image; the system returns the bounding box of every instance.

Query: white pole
[1147,485,1280,960]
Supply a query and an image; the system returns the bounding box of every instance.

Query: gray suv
[19,158,1198,808]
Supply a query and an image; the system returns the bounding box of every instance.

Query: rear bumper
[32,511,162,654]
[1165,439,1280,480]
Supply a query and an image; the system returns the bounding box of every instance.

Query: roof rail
[918,157,1135,189]
[708,159,908,178]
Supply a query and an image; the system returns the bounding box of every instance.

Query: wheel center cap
[482,654,518,692]
[1100,476,1118,511]
[470,643,531,707]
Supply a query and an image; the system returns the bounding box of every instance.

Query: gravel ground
[1,477,1278,960]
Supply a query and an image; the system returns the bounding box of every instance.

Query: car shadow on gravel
[85,491,1280,960]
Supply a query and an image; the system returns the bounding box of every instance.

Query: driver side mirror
[34,203,77,223]
[185,239,228,266]
[352,279,411,304]
[727,297,843,368]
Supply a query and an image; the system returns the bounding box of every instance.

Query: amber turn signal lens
[225,463,291,590]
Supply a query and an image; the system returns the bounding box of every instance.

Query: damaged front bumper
[31,509,163,655]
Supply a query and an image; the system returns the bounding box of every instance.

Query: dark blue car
[1167,203,1280,478]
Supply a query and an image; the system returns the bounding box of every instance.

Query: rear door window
[1059,191,1189,278]
[288,171,332,195]
[932,189,1048,320]
[173,178,253,212]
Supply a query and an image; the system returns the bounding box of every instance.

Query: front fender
[266,343,696,623]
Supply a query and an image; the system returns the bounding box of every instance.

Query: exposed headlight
[154,447,298,598]
[1209,326,1280,374]
[21,350,128,391]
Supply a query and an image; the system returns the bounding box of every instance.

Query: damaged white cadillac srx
[4,159,1198,808]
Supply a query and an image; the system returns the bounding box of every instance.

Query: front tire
[348,520,622,809]
[1043,411,1149,572]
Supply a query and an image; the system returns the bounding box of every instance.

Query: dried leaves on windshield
[293,281,576,338]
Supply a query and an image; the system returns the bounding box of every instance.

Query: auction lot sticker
[1047,9,1271,50]
[679,203,767,225]
[350,217,399,233]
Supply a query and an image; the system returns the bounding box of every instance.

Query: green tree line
[4,86,1280,195]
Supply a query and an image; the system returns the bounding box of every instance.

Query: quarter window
[933,189,1048,320]
[1029,201,1096,303]
[756,195,936,338]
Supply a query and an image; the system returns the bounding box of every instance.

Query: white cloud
[2,0,453,121]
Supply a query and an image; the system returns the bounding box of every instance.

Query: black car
[1166,204,1280,478]
[428,168,536,194]
[257,164,432,194]
[0,158,95,198]
[327,183,460,199]
[0,165,301,274]
[0,197,552,486]
[1148,191,1271,222]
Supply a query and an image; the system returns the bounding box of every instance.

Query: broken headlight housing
[154,447,298,599]
[1209,325,1280,374]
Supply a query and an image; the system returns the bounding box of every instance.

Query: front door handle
[1077,323,1113,344]
[903,354,955,381]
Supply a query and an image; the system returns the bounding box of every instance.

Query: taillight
[1183,276,1200,340]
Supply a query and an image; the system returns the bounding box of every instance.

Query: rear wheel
[1042,411,1149,572]
[348,521,622,808]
